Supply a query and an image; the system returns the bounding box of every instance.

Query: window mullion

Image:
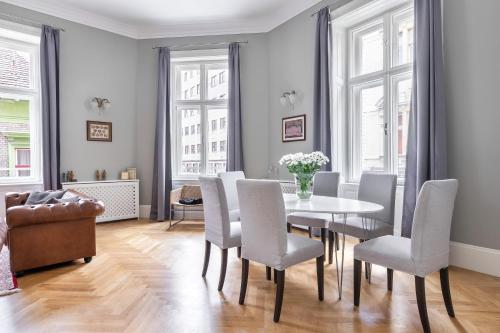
[200,63,207,175]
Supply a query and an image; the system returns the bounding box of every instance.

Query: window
[219,71,225,84]
[172,51,228,177]
[337,4,413,182]
[220,117,226,130]
[184,145,189,154]
[184,127,189,135]
[0,22,42,183]
[220,140,226,152]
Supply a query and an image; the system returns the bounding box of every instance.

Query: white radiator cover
[62,180,139,223]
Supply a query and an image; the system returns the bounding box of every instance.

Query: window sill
[0,181,43,188]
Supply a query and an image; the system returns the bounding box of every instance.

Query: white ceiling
[2,0,323,39]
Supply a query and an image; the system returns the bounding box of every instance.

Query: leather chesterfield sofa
[3,190,104,275]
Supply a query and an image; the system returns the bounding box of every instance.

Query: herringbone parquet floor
[0,219,499,332]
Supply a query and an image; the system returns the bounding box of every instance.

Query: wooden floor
[1,220,499,333]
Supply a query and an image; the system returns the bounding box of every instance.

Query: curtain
[313,7,332,171]
[40,25,61,190]
[227,43,244,171]
[150,47,172,221]
[402,0,447,237]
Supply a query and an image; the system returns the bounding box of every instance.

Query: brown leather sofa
[4,190,104,275]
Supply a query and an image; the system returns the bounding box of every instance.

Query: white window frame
[0,22,42,185]
[171,50,228,180]
[337,3,413,184]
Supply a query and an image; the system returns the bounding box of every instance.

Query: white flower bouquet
[279,152,329,199]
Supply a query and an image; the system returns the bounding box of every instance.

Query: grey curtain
[313,7,332,171]
[150,47,172,221]
[40,25,61,190]
[402,0,447,237]
[227,43,244,171]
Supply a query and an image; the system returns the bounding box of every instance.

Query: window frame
[344,3,413,184]
[0,28,42,185]
[171,54,228,180]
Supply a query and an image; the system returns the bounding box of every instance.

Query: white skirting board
[139,205,204,220]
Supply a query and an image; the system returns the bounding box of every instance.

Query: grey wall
[444,0,500,250]
[136,34,269,204]
[0,2,138,182]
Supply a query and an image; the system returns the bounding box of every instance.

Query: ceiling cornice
[1,0,322,39]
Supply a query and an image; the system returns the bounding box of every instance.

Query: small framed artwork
[87,121,112,142]
[282,114,306,142]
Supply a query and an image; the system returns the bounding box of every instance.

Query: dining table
[283,193,384,300]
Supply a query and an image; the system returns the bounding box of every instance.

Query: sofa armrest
[6,199,105,228]
[5,192,30,209]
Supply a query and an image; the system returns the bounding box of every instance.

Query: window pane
[396,78,412,179]
[178,106,201,176]
[175,65,200,100]
[354,25,384,76]
[355,82,385,177]
[0,96,31,178]
[0,47,32,89]
[207,106,227,176]
[393,12,414,66]
[207,64,228,100]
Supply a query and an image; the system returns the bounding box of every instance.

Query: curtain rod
[152,40,248,50]
[310,0,343,17]
[0,12,65,31]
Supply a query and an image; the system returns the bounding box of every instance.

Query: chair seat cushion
[354,236,414,274]
[287,212,332,228]
[279,234,324,270]
[229,209,240,221]
[329,216,393,239]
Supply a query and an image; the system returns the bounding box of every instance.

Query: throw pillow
[46,196,81,204]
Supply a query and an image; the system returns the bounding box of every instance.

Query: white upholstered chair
[199,177,241,291]
[329,173,396,277]
[217,171,245,221]
[287,171,340,264]
[236,179,324,322]
[353,179,458,333]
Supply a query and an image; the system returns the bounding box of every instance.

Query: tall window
[172,51,228,177]
[339,4,413,182]
[0,22,41,183]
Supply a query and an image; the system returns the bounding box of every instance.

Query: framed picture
[87,121,112,142]
[282,114,306,142]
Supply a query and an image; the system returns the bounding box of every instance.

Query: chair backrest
[237,179,287,260]
[411,179,458,264]
[313,172,340,197]
[180,185,202,199]
[217,171,245,211]
[199,177,230,245]
[358,172,397,225]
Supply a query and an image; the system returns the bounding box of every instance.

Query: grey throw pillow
[25,190,67,205]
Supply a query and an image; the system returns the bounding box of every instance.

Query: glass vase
[294,172,314,200]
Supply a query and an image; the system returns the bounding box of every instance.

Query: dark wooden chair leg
[273,270,285,322]
[237,246,241,258]
[287,223,291,233]
[440,267,455,317]
[328,230,334,264]
[266,266,272,280]
[354,259,362,306]
[334,232,339,250]
[320,228,326,262]
[239,259,249,304]
[308,227,312,238]
[316,256,324,301]
[274,268,278,283]
[202,240,211,277]
[387,268,393,291]
[415,276,431,333]
[217,248,228,291]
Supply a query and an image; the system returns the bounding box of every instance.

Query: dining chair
[287,171,340,264]
[236,179,324,322]
[217,171,245,221]
[199,176,242,291]
[329,172,396,278]
[353,179,459,333]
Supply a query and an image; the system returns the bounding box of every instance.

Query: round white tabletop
[283,193,384,215]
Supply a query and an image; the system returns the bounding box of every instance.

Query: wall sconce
[90,97,111,112]
[280,91,296,107]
